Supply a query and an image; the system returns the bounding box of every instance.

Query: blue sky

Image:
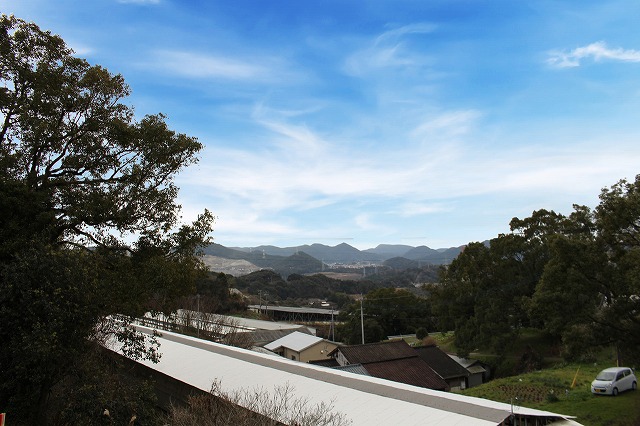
[3,1,640,250]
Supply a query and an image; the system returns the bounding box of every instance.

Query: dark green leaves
[0,15,212,423]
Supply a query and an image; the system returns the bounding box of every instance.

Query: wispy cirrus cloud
[374,23,437,45]
[344,23,436,75]
[547,41,640,68]
[150,50,270,80]
[411,110,482,141]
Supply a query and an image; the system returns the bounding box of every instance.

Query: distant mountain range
[201,242,466,277]
[232,242,464,263]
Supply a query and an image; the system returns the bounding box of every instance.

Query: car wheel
[612,387,618,396]
[633,382,637,391]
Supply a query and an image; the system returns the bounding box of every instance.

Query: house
[330,340,450,391]
[449,354,490,388]
[264,331,337,362]
[414,344,471,390]
[248,326,314,348]
[109,325,583,425]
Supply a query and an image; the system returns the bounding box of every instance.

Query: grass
[435,328,640,425]
[459,361,640,426]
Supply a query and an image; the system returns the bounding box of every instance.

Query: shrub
[416,327,428,340]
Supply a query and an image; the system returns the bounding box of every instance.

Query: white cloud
[375,23,437,45]
[151,50,268,80]
[393,203,449,217]
[411,110,482,140]
[547,41,640,68]
[344,23,436,75]
[178,114,640,247]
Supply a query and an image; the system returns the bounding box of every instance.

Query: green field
[404,331,640,425]
[459,362,640,426]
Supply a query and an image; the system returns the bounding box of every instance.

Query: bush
[546,391,559,403]
[168,381,350,426]
[416,327,428,340]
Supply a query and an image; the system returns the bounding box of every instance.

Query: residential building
[415,344,471,390]
[330,340,449,391]
[264,331,337,362]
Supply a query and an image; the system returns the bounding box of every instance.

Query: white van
[591,367,637,396]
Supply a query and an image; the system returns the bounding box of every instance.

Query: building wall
[280,341,337,363]
[335,351,349,366]
[282,347,301,361]
[446,377,466,391]
[299,341,337,363]
[468,372,484,388]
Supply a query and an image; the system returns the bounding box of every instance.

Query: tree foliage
[234,270,380,307]
[338,288,432,344]
[532,177,640,362]
[0,15,213,424]
[430,176,640,364]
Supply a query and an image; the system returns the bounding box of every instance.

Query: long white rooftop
[111,326,581,426]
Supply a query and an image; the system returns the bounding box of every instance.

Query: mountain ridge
[204,241,467,268]
[201,242,474,277]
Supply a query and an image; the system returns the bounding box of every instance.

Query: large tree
[0,15,213,424]
[531,177,640,363]
[431,209,571,357]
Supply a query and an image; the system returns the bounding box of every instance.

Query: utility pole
[360,294,365,345]
[330,307,335,342]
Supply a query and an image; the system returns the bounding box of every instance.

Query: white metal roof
[111,326,580,426]
[227,316,313,332]
[144,311,312,333]
[264,331,324,352]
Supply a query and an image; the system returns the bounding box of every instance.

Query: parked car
[591,367,637,396]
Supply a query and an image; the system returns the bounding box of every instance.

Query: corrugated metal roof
[363,357,449,391]
[309,358,340,368]
[264,331,324,352]
[248,305,340,315]
[111,326,580,426]
[334,363,370,376]
[221,315,310,331]
[336,340,416,364]
[468,365,488,374]
[415,345,470,380]
[449,354,480,369]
